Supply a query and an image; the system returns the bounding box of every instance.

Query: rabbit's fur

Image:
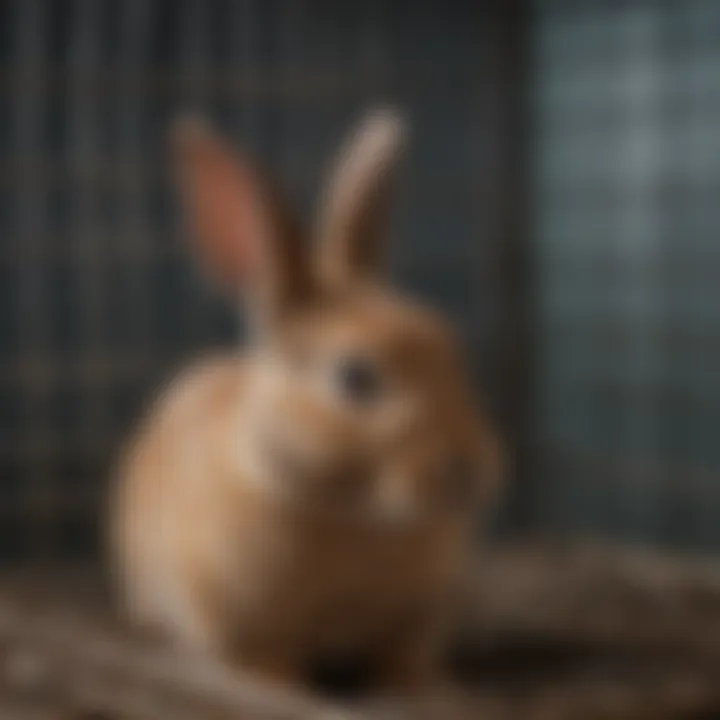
[110,109,502,694]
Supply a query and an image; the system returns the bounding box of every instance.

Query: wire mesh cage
[0,1,719,719]
[532,0,720,550]
[0,0,524,565]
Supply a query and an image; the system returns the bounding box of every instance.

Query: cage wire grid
[3,0,719,565]
[1,3,720,717]
[0,0,515,564]
[532,0,720,551]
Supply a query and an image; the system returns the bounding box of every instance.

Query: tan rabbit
[109,109,502,695]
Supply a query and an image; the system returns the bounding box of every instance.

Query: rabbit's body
[110,110,501,693]
[113,328,472,686]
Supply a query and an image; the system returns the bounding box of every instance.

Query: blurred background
[0,0,719,566]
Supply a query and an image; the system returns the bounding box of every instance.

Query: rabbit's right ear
[171,117,312,325]
[315,109,406,286]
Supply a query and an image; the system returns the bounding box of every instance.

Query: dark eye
[336,356,382,404]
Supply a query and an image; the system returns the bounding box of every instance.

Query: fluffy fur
[109,109,502,694]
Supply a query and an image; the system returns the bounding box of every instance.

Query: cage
[0,1,719,718]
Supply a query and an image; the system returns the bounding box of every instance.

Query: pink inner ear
[176,123,266,291]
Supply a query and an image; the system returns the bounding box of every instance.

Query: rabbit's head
[172,109,502,526]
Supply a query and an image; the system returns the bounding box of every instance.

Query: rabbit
[109,108,502,696]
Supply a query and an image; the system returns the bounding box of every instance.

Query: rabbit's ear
[171,116,312,324]
[315,108,406,285]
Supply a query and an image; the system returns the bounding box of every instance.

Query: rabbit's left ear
[171,116,313,327]
[314,108,406,285]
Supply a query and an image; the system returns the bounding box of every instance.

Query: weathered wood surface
[0,542,719,719]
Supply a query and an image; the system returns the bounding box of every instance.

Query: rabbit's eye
[336,356,382,404]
